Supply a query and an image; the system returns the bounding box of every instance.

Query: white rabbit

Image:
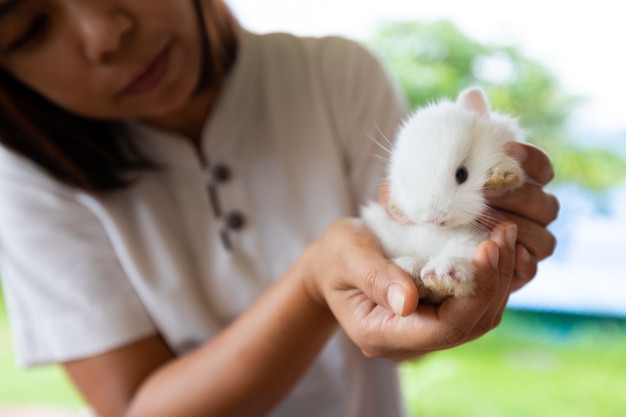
[362,86,525,303]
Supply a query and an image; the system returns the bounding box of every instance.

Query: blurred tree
[368,20,626,191]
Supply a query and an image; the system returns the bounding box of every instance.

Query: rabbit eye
[455,166,468,184]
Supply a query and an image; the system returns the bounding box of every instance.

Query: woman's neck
[141,83,222,146]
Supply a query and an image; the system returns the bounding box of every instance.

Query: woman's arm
[64,218,518,417]
[64,243,336,417]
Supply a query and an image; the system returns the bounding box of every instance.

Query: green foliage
[368,20,626,191]
[400,310,626,417]
[548,144,626,189]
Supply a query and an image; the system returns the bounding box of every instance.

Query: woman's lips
[123,44,171,95]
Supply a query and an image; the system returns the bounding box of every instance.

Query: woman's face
[0,0,203,120]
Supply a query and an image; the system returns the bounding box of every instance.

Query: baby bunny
[362,86,525,303]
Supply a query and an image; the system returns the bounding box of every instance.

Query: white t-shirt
[0,31,409,417]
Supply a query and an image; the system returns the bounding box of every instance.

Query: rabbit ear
[457,87,490,119]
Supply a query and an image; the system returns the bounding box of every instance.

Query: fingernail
[519,245,531,262]
[488,243,499,269]
[388,285,406,316]
[505,224,518,250]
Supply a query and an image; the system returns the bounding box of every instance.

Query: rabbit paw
[418,258,475,303]
[392,256,424,278]
[485,159,524,191]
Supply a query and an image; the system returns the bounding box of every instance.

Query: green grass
[2,286,626,415]
[400,311,626,417]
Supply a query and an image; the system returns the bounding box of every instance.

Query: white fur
[362,86,525,303]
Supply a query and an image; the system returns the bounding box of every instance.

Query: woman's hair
[0,0,240,193]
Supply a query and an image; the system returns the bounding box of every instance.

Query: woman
[0,1,558,416]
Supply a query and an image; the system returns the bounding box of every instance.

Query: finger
[378,241,501,351]
[480,209,548,286]
[487,183,560,227]
[361,232,509,354]
[510,244,537,292]
[484,209,557,262]
[337,220,420,316]
[484,223,517,322]
[430,234,511,348]
[507,142,554,186]
[462,222,517,340]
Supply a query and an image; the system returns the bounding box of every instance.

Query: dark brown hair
[0,0,239,193]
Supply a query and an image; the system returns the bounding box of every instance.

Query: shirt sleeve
[0,149,156,367]
[316,36,409,205]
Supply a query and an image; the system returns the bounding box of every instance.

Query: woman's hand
[305,218,518,362]
[485,142,559,291]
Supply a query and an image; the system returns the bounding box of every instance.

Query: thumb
[324,218,419,316]
[387,277,419,316]
[361,259,419,316]
[348,227,419,317]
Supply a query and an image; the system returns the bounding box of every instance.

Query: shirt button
[225,211,245,230]
[212,163,231,183]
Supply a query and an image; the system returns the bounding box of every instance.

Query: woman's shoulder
[247,30,377,69]
[241,30,394,107]
[249,30,364,50]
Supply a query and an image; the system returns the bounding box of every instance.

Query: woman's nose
[73,4,133,64]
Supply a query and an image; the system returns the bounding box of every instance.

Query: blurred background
[2,0,625,416]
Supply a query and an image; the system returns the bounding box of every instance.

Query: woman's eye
[7,14,49,52]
